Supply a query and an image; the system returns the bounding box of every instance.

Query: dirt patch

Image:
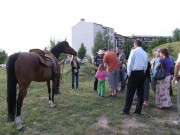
[96,116,109,129]
[121,117,148,135]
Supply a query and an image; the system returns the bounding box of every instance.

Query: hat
[97,50,104,54]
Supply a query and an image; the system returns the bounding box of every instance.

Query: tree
[172,28,180,41]
[48,38,57,49]
[147,37,167,53]
[92,32,104,56]
[91,31,108,56]
[0,50,8,64]
[48,38,67,61]
[78,43,87,60]
[123,39,134,59]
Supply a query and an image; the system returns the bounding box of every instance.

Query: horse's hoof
[49,100,52,104]
[51,103,56,108]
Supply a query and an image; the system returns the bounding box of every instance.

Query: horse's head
[51,40,77,59]
[60,41,77,56]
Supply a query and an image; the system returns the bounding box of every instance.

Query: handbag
[155,65,166,80]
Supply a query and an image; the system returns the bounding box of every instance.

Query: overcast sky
[0,0,180,55]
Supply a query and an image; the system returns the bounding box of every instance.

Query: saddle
[29,49,60,78]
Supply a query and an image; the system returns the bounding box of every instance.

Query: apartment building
[72,19,114,56]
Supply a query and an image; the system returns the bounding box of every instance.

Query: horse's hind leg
[50,81,56,108]
[46,81,52,104]
[15,84,29,130]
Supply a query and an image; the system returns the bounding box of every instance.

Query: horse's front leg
[46,81,52,104]
[15,86,28,130]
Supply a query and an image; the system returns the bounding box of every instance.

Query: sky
[0,0,180,55]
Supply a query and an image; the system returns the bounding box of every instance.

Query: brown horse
[6,40,77,129]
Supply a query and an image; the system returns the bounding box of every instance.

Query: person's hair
[103,47,107,51]
[134,39,142,47]
[98,64,105,70]
[159,48,169,58]
[117,47,123,50]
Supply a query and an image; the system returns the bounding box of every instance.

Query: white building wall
[72,19,95,56]
[72,19,114,56]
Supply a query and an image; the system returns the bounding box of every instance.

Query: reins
[60,60,65,84]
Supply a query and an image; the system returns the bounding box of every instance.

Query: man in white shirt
[122,39,148,115]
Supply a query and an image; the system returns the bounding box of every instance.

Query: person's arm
[71,61,74,69]
[156,62,161,70]
[174,62,180,80]
[95,71,99,78]
[92,57,98,70]
[127,50,134,77]
[77,62,80,69]
[149,62,152,73]
[104,63,107,69]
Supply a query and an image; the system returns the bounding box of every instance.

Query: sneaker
[76,88,78,91]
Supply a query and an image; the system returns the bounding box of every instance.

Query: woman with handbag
[71,56,80,91]
[155,48,172,108]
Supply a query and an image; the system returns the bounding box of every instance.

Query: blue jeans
[72,72,79,89]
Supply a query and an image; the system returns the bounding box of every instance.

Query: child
[95,64,107,97]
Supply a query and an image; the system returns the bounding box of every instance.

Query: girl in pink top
[95,64,108,97]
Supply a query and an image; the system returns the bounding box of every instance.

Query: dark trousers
[144,77,150,101]
[170,67,174,96]
[151,77,156,93]
[94,69,98,91]
[72,72,79,89]
[123,71,145,114]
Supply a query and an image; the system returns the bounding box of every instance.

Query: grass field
[0,64,180,135]
[153,41,180,60]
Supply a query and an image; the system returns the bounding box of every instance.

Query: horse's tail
[6,53,19,121]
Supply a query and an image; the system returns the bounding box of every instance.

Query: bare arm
[92,60,98,70]
[174,62,180,80]
[104,63,107,70]
[156,62,161,70]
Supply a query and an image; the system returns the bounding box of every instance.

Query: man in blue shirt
[122,39,148,115]
[93,50,104,92]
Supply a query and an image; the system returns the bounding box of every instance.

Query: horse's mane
[50,41,69,59]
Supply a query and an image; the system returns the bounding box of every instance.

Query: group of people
[93,39,180,115]
[69,39,180,116]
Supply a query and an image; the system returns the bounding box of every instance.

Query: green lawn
[152,41,180,59]
[0,65,180,135]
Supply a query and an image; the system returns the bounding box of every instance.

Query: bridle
[60,60,64,84]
